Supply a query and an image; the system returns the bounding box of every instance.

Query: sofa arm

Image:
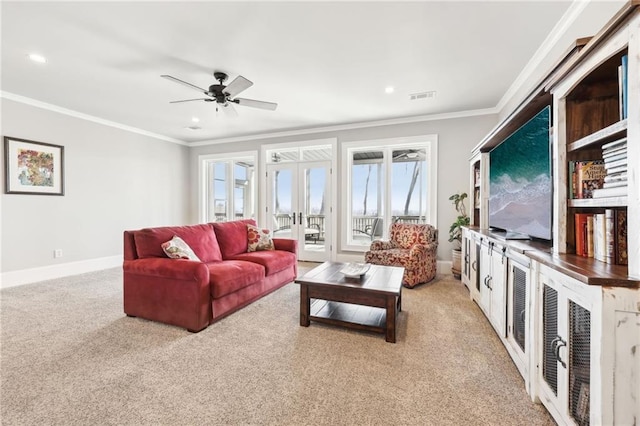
[123,258,211,332]
[124,258,209,282]
[409,243,437,258]
[273,238,298,255]
[370,240,395,251]
[409,244,428,258]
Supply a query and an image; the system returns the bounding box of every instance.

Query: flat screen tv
[489,105,552,241]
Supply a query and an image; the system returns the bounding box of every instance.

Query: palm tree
[274,170,280,212]
[363,164,372,215]
[403,161,420,215]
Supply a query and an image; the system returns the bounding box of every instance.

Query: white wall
[1,99,190,286]
[189,113,498,262]
[499,0,626,121]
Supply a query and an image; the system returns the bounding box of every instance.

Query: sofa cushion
[161,236,201,261]
[247,224,275,252]
[207,260,265,299]
[212,219,257,258]
[134,224,222,262]
[228,250,297,276]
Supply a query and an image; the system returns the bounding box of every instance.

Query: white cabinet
[461,228,472,290]
[536,264,640,426]
[478,238,507,336]
[505,253,531,385]
[461,228,481,300]
[537,266,596,426]
[462,228,640,424]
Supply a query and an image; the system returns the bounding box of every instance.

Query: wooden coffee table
[295,262,404,343]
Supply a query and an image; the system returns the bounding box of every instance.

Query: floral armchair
[364,222,438,288]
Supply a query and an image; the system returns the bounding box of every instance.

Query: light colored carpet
[1,265,554,425]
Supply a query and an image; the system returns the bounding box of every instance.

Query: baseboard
[1,255,122,289]
[437,260,452,276]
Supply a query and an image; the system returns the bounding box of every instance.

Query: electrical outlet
[54,249,63,258]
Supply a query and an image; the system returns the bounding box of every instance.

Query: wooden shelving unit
[463,3,640,425]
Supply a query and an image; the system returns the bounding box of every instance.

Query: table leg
[385,295,396,343]
[300,284,310,326]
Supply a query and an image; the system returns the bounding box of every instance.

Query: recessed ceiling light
[385,86,395,94]
[191,117,200,123]
[28,53,47,63]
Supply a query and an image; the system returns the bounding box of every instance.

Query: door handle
[550,336,567,369]
[299,212,302,224]
[292,212,296,225]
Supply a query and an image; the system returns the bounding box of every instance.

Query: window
[342,136,437,251]
[199,152,257,223]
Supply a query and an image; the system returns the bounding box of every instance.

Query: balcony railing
[272,214,426,243]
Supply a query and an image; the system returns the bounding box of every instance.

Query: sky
[274,160,427,217]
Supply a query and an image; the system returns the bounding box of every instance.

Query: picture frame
[4,136,65,195]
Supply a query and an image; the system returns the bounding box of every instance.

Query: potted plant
[448,192,470,278]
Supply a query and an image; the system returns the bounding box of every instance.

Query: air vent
[409,91,436,100]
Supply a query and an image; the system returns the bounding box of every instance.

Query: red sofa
[123,219,297,332]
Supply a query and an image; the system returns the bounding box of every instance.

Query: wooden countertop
[464,226,639,287]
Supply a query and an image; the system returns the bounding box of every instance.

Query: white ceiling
[1,1,579,144]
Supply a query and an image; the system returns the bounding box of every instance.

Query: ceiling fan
[160,71,277,117]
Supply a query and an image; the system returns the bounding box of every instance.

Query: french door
[266,161,331,262]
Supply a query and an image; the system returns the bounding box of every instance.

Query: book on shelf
[569,161,576,199]
[602,137,627,151]
[618,64,623,120]
[606,164,628,175]
[571,160,606,198]
[604,157,627,169]
[615,209,628,265]
[593,214,605,262]
[592,185,627,198]
[602,146,627,159]
[586,215,594,258]
[605,209,615,264]
[602,152,627,163]
[603,179,628,189]
[583,209,626,265]
[575,213,591,257]
[604,171,627,182]
[621,54,628,119]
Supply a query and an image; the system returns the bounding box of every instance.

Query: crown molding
[495,0,591,114]
[1,91,187,145]
[189,107,498,147]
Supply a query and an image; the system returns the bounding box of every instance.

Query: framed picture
[4,136,64,195]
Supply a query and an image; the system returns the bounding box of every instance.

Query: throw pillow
[161,236,201,261]
[247,224,275,252]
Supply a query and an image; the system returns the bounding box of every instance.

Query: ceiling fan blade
[161,75,208,94]
[169,98,210,104]
[224,75,253,98]
[234,97,277,111]
[220,102,238,118]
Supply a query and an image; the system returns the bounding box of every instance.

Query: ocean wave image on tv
[489,106,552,240]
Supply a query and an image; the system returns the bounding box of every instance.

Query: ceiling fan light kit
[161,71,278,116]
